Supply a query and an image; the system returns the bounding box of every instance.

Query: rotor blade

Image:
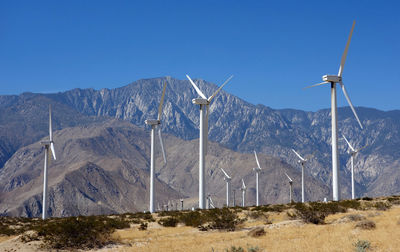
[254,150,261,169]
[338,20,356,77]
[242,179,246,189]
[292,149,305,161]
[186,75,206,99]
[204,105,209,156]
[285,172,293,182]
[50,142,56,160]
[339,81,363,129]
[342,134,355,151]
[158,127,167,164]
[49,105,53,142]
[356,144,368,152]
[208,75,233,102]
[157,81,167,121]
[303,81,329,90]
[220,168,230,179]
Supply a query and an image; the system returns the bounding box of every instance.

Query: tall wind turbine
[40,105,57,220]
[240,179,246,207]
[145,81,167,213]
[253,151,262,206]
[220,168,232,207]
[284,172,294,203]
[305,21,363,201]
[292,149,312,203]
[186,74,233,209]
[342,134,368,199]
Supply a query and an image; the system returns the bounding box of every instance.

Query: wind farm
[1,1,399,251]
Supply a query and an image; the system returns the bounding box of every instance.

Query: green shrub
[139,222,148,231]
[373,201,391,211]
[225,246,245,252]
[158,217,179,227]
[179,211,202,227]
[34,216,129,249]
[355,220,376,230]
[354,239,371,252]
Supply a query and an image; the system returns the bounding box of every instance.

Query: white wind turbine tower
[305,21,363,201]
[145,81,167,213]
[40,105,57,220]
[240,179,246,207]
[253,151,262,206]
[284,172,294,203]
[220,168,232,207]
[292,149,312,203]
[342,134,368,199]
[186,74,233,209]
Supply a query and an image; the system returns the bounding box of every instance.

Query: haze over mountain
[0,76,399,216]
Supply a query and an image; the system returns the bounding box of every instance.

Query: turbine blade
[342,134,355,151]
[292,149,305,161]
[158,127,167,164]
[157,81,167,121]
[50,142,56,160]
[254,150,261,169]
[49,105,53,142]
[208,75,233,102]
[220,168,230,179]
[285,172,293,182]
[303,81,329,90]
[338,20,356,77]
[242,179,246,189]
[186,75,206,99]
[339,81,363,129]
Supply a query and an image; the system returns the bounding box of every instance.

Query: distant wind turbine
[253,151,262,206]
[220,168,232,207]
[305,21,363,201]
[240,179,246,207]
[145,81,167,213]
[186,74,233,209]
[284,172,294,203]
[342,134,368,199]
[40,105,57,220]
[292,149,313,203]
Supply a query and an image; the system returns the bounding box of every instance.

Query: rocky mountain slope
[0,76,399,213]
[38,77,400,197]
[0,119,328,217]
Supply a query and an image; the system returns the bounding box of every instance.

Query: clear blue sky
[0,0,399,111]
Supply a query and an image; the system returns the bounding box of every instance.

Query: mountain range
[0,76,399,217]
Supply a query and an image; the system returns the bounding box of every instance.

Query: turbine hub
[322,75,341,83]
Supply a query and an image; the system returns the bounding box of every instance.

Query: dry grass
[111,206,400,252]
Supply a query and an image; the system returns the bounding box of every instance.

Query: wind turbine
[305,21,363,201]
[145,81,167,213]
[240,179,246,207]
[342,134,368,199]
[253,151,262,206]
[40,105,57,220]
[186,74,233,209]
[292,149,312,203]
[284,172,294,203]
[220,168,232,207]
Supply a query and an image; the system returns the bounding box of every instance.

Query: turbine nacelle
[145,119,161,126]
[192,98,209,105]
[322,75,341,83]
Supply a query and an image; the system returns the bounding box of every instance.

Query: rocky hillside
[0,119,328,217]
[0,76,399,206]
